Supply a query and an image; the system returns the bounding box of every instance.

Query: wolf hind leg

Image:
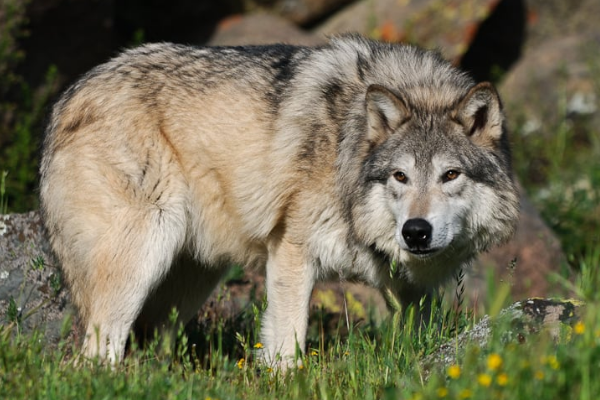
[81,206,187,364]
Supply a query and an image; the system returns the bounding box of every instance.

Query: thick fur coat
[40,35,519,365]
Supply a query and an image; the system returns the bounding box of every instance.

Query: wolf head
[289,36,519,285]
[349,79,519,284]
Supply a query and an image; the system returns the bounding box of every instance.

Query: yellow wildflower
[478,373,492,387]
[311,350,318,356]
[487,353,503,371]
[253,342,264,349]
[497,373,509,386]
[541,355,560,370]
[447,364,461,379]
[459,388,473,399]
[236,358,244,369]
[436,387,448,398]
[535,370,544,380]
[574,321,585,335]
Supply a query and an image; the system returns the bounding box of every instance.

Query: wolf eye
[393,171,407,183]
[443,170,461,182]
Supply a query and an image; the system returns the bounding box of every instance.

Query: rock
[523,0,600,50]
[499,0,600,130]
[271,0,356,27]
[0,211,73,345]
[500,34,600,136]
[315,0,505,63]
[422,298,584,375]
[208,13,325,46]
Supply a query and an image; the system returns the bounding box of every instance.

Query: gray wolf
[40,35,519,366]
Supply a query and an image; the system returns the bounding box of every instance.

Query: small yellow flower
[535,370,545,380]
[542,355,560,370]
[574,321,585,335]
[447,364,461,379]
[236,358,245,369]
[266,367,273,373]
[478,373,492,387]
[310,350,318,356]
[253,342,264,349]
[436,387,448,398]
[459,388,473,399]
[298,364,304,370]
[497,372,509,386]
[487,353,503,371]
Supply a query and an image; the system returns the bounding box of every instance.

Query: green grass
[0,265,599,400]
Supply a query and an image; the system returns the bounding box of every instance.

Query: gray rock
[208,13,325,46]
[0,211,74,345]
[422,298,583,377]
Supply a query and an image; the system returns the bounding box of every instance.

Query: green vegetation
[0,264,599,399]
[0,0,58,212]
[510,53,600,265]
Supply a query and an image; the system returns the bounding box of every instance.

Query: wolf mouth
[407,248,440,257]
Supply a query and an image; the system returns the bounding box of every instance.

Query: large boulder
[208,13,325,46]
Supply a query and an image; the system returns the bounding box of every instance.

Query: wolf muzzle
[401,218,434,254]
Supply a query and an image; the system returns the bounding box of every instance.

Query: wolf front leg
[260,237,315,369]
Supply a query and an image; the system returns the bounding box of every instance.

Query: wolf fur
[40,35,519,366]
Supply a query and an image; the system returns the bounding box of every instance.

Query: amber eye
[393,171,407,183]
[443,170,461,182]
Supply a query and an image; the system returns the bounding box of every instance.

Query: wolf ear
[455,82,504,147]
[366,84,410,146]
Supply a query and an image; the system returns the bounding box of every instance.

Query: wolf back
[40,35,519,365]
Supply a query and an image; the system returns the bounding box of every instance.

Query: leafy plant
[0,170,7,213]
[0,0,59,212]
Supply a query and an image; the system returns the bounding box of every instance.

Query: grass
[0,0,59,212]
[0,265,599,400]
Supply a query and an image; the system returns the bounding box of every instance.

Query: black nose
[401,218,432,249]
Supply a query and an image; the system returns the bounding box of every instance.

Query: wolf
[40,34,519,366]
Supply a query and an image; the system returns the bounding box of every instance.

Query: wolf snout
[401,218,433,253]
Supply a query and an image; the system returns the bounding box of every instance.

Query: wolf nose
[402,218,432,249]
